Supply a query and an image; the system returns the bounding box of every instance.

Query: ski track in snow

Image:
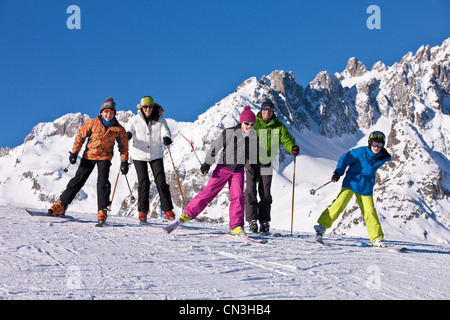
[0,204,449,300]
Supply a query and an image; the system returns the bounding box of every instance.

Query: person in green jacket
[245,100,299,234]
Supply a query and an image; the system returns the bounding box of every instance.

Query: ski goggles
[102,109,115,114]
[371,141,384,148]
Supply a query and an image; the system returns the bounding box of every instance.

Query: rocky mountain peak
[342,57,368,78]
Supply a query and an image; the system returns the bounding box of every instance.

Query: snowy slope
[0,204,448,300]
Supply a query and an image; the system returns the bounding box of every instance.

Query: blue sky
[0,0,449,148]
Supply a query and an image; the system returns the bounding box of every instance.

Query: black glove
[121,161,129,175]
[200,163,211,175]
[291,145,300,156]
[252,171,262,183]
[331,172,340,182]
[163,136,172,146]
[69,152,78,165]
[126,131,133,140]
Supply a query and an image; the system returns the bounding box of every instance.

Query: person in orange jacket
[48,97,129,223]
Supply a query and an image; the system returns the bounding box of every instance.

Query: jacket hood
[138,103,165,122]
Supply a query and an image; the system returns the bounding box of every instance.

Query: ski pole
[290,156,297,237]
[178,131,202,165]
[167,145,186,208]
[124,173,135,202]
[108,168,120,212]
[309,180,333,195]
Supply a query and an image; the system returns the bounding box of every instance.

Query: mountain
[1,38,449,243]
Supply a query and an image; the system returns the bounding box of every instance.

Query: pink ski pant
[184,165,245,229]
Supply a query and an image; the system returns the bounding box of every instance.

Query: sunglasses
[243,122,255,127]
[102,109,115,114]
[142,105,154,109]
[371,141,384,148]
[262,107,273,112]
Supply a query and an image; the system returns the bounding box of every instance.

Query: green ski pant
[317,187,384,242]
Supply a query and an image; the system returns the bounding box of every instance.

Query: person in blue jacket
[314,131,391,247]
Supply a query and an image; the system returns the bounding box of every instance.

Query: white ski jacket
[127,110,171,162]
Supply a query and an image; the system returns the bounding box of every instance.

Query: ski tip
[162,226,172,234]
[95,220,105,227]
[272,233,282,237]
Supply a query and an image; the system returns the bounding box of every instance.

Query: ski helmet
[368,131,386,146]
[139,96,154,108]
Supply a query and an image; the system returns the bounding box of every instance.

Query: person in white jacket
[127,96,175,223]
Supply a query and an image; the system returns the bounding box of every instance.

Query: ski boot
[138,211,148,225]
[96,209,108,226]
[179,213,192,224]
[48,203,66,217]
[164,210,176,221]
[314,224,326,245]
[249,220,258,234]
[230,226,246,236]
[372,238,387,248]
[260,221,270,235]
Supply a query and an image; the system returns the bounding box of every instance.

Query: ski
[26,209,73,220]
[360,242,406,252]
[227,233,268,244]
[95,220,106,227]
[162,220,183,234]
[259,231,282,238]
[316,235,325,245]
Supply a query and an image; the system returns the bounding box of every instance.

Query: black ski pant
[133,158,173,213]
[60,158,112,210]
[244,164,273,223]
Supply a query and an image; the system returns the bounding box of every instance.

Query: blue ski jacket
[334,146,391,196]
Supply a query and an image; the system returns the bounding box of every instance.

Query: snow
[1,203,448,300]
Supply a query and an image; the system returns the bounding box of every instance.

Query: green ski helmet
[368,131,386,146]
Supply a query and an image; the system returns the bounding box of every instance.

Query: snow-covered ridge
[0,37,449,244]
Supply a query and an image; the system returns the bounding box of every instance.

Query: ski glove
[200,163,211,175]
[331,172,340,182]
[163,136,172,146]
[69,152,78,165]
[292,145,300,156]
[252,171,262,184]
[121,161,129,175]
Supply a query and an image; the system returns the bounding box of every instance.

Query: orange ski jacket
[72,115,129,162]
